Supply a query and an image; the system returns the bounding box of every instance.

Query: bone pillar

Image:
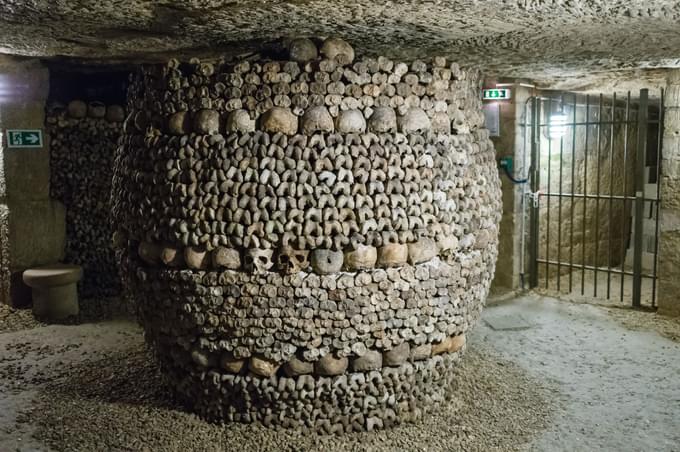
[112,37,502,431]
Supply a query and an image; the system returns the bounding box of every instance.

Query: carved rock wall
[112,37,501,432]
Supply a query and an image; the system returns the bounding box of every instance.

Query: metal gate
[526,89,663,308]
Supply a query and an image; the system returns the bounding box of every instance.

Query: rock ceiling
[1,0,679,89]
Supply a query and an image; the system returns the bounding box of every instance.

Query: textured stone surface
[301,106,334,135]
[249,355,279,377]
[0,1,677,87]
[378,244,409,267]
[288,37,318,62]
[46,100,123,298]
[138,242,161,265]
[408,239,438,265]
[315,354,349,376]
[260,107,298,135]
[350,350,383,371]
[282,356,314,376]
[658,72,680,317]
[161,246,184,267]
[220,353,246,373]
[310,249,344,274]
[212,247,241,270]
[111,40,502,431]
[383,342,410,367]
[0,57,66,308]
[344,245,378,270]
[226,109,255,133]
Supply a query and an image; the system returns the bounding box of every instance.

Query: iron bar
[535,120,659,127]
[581,95,590,296]
[520,96,531,289]
[545,97,552,289]
[539,192,657,202]
[619,92,631,303]
[651,89,664,307]
[528,97,540,288]
[607,93,616,298]
[569,93,577,293]
[594,94,603,297]
[632,89,649,307]
[557,94,564,291]
[536,258,657,279]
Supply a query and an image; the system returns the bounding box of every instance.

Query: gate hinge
[526,190,540,208]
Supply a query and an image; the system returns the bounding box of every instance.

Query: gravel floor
[0,297,132,335]
[3,293,679,451]
[0,303,44,334]
[1,320,556,452]
[604,307,680,343]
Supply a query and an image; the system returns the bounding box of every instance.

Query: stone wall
[488,84,532,293]
[112,37,501,431]
[0,56,66,307]
[46,100,125,298]
[658,72,680,316]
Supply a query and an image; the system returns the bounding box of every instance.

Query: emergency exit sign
[483,88,511,100]
[6,129,43,148]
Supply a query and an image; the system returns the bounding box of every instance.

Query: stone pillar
[0,56,65,307]
[490,83,532,294]
[658,71,680,316]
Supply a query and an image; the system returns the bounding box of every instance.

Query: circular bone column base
[123,249,482,431]
[161,352,463,432]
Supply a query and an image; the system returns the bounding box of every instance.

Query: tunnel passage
[46,69,128,299]
[112,37,501,432]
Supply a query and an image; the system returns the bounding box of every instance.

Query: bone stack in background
[47,100,124,299]
[112,37,502,432]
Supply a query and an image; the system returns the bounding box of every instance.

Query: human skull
[431,111,451,134]
[244,249,274,273]
[335,109,366,133]
[193,108,220,134]
[260,107,298,135]
[343,245,377,270]
[226,109,255,133]
[288,37,318,62]
[277,246,310,274]
[106,105,125,123]
[168,111,191,135]
[212,247,241,270]
[310,249,344,274]
[67,100,87,119]
[398,108,431,133]
[320,37,355,63]
[300,106,334,135]
[88,101,106,118]
[368,107,397,133]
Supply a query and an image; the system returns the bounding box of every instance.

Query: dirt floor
[483,293,680,451]
[1,294,679,451]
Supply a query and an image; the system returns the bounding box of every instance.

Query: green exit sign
[483,88,512,100]
[6,129,43,148]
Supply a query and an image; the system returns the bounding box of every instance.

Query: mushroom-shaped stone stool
[22,264,82,319]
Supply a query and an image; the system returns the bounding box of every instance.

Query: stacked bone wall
[112,37,501,432]
[47,100,124,298]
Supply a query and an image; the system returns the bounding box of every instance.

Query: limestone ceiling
[1,0,679,89]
